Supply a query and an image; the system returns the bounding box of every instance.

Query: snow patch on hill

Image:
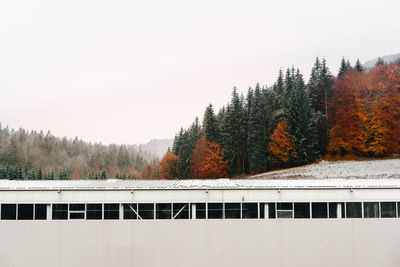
[250,159,400,179]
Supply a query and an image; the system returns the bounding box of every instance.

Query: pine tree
[247,84,268,173]
[220,88,248,176]
[202,104,220,144]
[287,70,319,164]
[375,57,385,66]
[355,58,364,73]
[37,167,43,180]
[338,57,350,78]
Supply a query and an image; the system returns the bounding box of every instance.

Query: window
[173,203,189,219]
[1,204,16,220]
[364,202,379,218]
[123,204,138,220]
[69,204,85,219]
[208,203,223,219]
[35,204,47,220]
[224,203,241,219]
[329,203,345,218]
[242,203,258,219]
[87,204,102,220]
[52,204,68,220]
[346,202,362,218]
[381,202,396,218]
[268,203,276,219]
[294,203,310,218]
[138,203,154,220]
[18,204,34,220]
[156,203,171,219]
[277,203,293,218]
[104,204,119,220]
[194,203,206,219]
[312,203,328,218]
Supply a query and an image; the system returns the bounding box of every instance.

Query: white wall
[0,219,399,267]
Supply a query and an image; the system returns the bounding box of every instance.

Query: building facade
[0,179,399,267]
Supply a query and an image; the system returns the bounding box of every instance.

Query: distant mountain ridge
[363,53,400,69]
[139,138,173,158]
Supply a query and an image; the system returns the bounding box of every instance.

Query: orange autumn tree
[158,151,179,179]
[190,136,229,179]
[269,120,297,166]
[328,65,400,156]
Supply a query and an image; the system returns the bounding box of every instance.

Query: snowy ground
[249,158,400,179]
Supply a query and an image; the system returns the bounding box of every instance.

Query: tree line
[152,57,400,179]
[0,127,155,180]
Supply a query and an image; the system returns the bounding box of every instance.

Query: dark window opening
[242,203,258,219]
[260,203,265,219]
[1,204,16,220]
[52,204,68,220]
[104,204,119,220]
[208,203,223,219]
[35,204,47,220]
[195,203,206,219]
[18,204,34,220]
[294,203,310,218]
[268,203,276,219]
[156,203,171,219]
[224,203,241,219]
[123,204,138,220]
[312,203,328,218]
[329,203,345,218]
[381,202,396,218]
[69,204,85,220]
[173,203,189,219]
[364,202,379,218]
[138,203,154,220]
[346,202,362,218]
[86,204,102,220]
[277,203,293,218]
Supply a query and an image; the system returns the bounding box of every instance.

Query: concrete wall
[1,219,399,267]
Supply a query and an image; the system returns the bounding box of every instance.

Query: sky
[1,0,400,144]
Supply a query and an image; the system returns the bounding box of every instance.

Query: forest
[1,57,399,180]
[0,127,154,180]
[151,57,400,179]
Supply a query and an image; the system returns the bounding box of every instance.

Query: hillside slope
[249,158,400,179]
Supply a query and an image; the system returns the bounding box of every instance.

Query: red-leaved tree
[269,120,297,166]
[190,136,229,179]
[158,151,179,179]
[328,65,400,156]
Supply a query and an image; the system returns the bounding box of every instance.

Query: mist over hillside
[139,139,174,158]
[364,53,400,69]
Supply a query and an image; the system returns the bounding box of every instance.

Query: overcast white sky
[1,0,400,144]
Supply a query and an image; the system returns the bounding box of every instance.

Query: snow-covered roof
[0,178,400,190]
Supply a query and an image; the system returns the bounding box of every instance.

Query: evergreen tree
[375,57,385,66]
[202,104,220,144]
[247,84,269,173]
[338,57,350,78]
[287,70,319,164]
[355,58,364,72]
[37,167,43,180]
[221,88,248,176]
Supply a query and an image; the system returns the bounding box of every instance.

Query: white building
[0,177,400,267]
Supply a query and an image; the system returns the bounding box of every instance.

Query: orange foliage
[190,136,229,179]
[158,152,179,179]
[269,120,297,166]
[141,159,161,179]
[328,65,400,156]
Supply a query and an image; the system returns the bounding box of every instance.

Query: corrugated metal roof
[1,178,400,190]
